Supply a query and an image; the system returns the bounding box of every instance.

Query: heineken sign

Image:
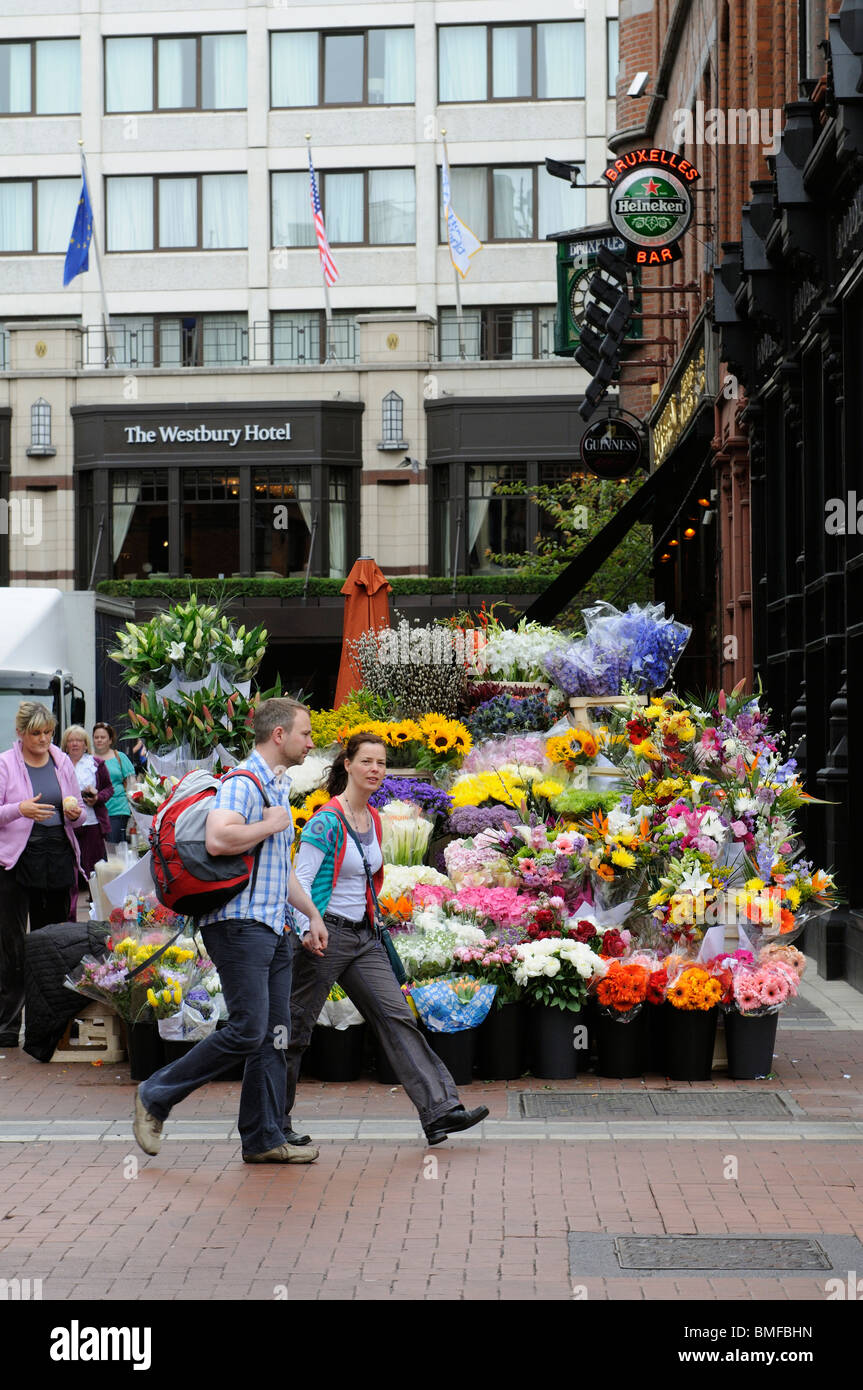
[579,416,643,479]
[603,149,699,264]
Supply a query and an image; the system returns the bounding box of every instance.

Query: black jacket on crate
[23,921,112,1062]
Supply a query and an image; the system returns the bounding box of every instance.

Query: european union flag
[63,171,94,286]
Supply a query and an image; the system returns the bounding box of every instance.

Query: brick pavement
[1,960,861,1302]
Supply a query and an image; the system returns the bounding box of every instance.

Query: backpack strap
[216,768,275,905]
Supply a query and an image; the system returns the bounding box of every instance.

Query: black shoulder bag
[335,811,408,986]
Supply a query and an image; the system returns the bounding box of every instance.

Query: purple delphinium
[369,777,453,819]
[466,693,555,740]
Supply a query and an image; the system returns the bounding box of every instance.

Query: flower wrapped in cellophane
[408,974,497,1032]
[379,799,435,866]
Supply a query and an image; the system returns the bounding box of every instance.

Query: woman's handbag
[336,812,408,986]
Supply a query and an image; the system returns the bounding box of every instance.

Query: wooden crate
[51,1002,126,1064]
[566,694,647,734]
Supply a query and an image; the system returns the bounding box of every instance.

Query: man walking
[133,698,327,1165]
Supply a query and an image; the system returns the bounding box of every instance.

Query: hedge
[96,574,556,600]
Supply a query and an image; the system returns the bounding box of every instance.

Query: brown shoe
[242,1143,319,1164]
[133,1088,163,1156]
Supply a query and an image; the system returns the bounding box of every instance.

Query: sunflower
[302,788,330,820]
[388,720,423,746]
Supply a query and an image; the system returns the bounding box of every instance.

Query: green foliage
[96,574,554,600]
[486,473,654,624]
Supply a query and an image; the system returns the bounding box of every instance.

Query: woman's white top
[72,754,99,827]
[293,819,382,934]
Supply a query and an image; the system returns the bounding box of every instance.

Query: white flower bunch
[513,937,605,986]
[381,863,450,900]
[481,621,568,682]
[288,750,334,802]
[380,802,434,866]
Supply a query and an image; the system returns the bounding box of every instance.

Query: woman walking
[285,732,488,1147]
[92,722,135,843]
[61,726,110,881]
[0,702,83,1046]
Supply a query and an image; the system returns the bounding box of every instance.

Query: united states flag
[308,151,339,287]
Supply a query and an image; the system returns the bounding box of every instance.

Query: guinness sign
[579,416,643,479]
[603,149,699,261]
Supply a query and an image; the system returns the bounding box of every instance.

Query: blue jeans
[107,815,130,843]
[139,919,293,1157]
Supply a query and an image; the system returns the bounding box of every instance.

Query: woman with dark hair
[0,702,83,1046]
[92,723,135,842]
[284,732,488,1147]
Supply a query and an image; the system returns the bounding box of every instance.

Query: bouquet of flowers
[546,728,600,772]
[593,960,650,1017]
[369,778,453,823]
[452,936,522,1005]
[513,937,605,1012]
[379,800,435,866]
[460,733,549,777]
[542,602,690,697]
[467,693,556,741]
[408,974,497,1032]
[481,619,566,683]
[64,913,196,1023]
[316,981,365,1029]
[665,964,723,1011]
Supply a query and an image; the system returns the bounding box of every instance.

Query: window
[328,469,351,576]
[104,34,246,113]
[0,39,80,114]
[271,28,414,107]
[0,178,79,253]
[607,19,619,97]
[381,392,405,447]
[270,312,358,365]
[438,307,555,362]
[106,174,247,250]
[111,470,170,579]
[439,165,584,243]
[183,469,241,577]
[468,464,528,571]
[254,469,312,576]
[28,399,55,457]
[438,23,584,102]
[272,169,415,246]
[85,314,248,368]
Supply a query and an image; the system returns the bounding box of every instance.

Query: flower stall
[100,592,837,1086]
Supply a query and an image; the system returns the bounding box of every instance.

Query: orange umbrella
[334,556,392,707]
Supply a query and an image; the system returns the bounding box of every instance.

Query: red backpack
[149,768,271,917]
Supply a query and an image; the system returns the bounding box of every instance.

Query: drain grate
[614,1236,831,1271]
[519,1091,793,1120]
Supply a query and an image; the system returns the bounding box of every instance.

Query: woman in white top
[285,732,488,1147]
[60,726,110,882]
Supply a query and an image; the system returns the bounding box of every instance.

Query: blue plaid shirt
[198,750,296,936]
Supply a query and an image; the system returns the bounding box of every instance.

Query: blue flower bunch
[542,602,691,696]
[466,693,555,740]
[368,776,453,821]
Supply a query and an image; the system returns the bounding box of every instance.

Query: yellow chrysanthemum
[786,885,801,909]
[648,889,669,909]
[611,848,636,870]
[745,877,765,891]
[533,779,564,799]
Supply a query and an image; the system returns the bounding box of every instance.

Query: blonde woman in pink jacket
[0,702,83,1046]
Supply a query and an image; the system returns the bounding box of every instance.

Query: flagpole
[306,133,336,364]
[442,132,466,362]
[78,141,114,367]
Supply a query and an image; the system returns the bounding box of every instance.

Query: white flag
[441,144,482,278]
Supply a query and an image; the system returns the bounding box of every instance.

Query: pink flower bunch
[413,884,454,909]
[460,734,548,774]
[453,937,518,970]
[453,884,534,930]
[732,959,800,1013]
[444,842,503,880]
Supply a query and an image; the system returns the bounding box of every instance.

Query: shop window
[468,463,528,571]
[182,469,241,577]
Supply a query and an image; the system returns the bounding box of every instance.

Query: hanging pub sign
[603,149,700,264]
[579,415,643,479]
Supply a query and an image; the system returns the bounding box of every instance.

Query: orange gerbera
[596,863,615,881]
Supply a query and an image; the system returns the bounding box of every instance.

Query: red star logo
[644,178,660,195]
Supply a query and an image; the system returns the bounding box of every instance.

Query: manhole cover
[519,1091,793,1119]
[615,1237,831,1271]
[649,1092,792,1117]
[520,1094,656,1119]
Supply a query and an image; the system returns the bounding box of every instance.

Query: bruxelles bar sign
[603,148,699,264]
